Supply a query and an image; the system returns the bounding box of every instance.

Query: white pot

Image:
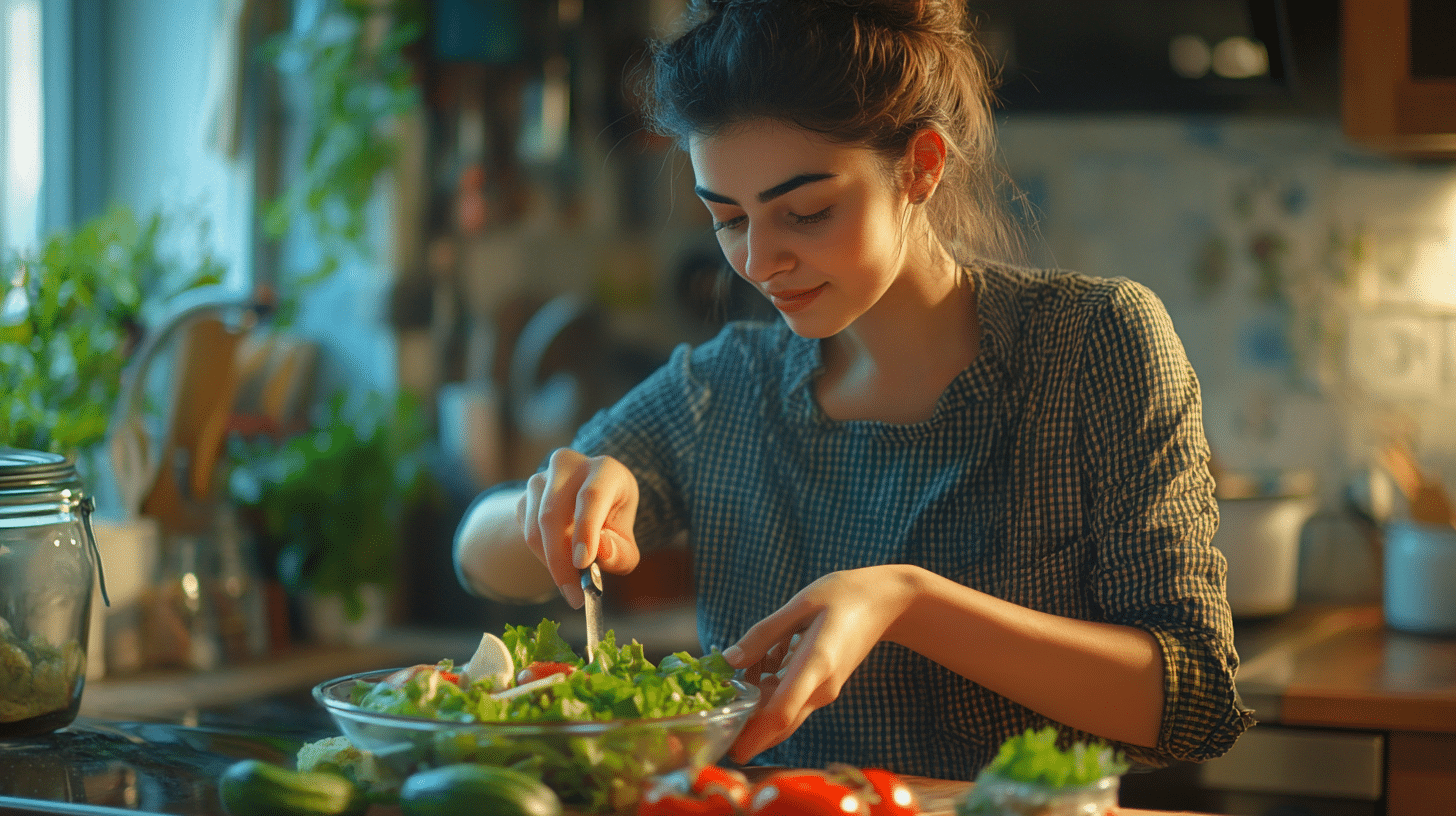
[1212,495,1318,619]
[303,584,389,646]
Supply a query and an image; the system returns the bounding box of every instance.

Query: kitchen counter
[1144,604,1456,816]
[7,603,1447,815]
[1233,604,1456,732]
[0,717,1209,816]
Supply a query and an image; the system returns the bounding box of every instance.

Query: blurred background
[1,0,1454,673]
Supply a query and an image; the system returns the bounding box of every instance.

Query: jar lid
[0,447,83,494]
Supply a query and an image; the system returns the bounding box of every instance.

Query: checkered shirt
[567,263,1254,778]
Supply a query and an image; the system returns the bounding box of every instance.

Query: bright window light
[2,0,43,256]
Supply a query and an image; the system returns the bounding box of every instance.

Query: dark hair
[637,0,1023,265]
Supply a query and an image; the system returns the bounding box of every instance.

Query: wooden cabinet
[1343,0,1456,156]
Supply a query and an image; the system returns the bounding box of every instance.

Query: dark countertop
[0,607,703,815]
[1230,603,1456,732]
[11,603,1452,815]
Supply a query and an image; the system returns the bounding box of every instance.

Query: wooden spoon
[1379,444,1456,528]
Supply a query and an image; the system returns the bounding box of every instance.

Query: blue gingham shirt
[568,263,1253,778]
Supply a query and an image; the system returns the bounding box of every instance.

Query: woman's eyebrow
[694,172,837,206]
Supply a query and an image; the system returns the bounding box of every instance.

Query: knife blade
[580,562,604,662]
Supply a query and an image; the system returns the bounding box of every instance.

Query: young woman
[454,0,1252,779]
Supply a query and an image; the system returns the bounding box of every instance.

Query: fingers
[519,448,640,608]
[730,679,838,762]
[571,461,640,575]
[723,592,813,669]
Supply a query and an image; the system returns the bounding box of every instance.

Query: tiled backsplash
[997,116,1456,500]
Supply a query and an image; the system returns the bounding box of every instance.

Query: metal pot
[1212,493,1318,619]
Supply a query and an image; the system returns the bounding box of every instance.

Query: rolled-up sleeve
[1078,279,1255,765]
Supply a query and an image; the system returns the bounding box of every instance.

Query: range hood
[970,0,1340,116]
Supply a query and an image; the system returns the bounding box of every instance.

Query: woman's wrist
[882,563,955,648]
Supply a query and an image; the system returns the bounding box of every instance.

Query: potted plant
[227,388,437,644]
[0,206,222,464]
[259,0,422,309]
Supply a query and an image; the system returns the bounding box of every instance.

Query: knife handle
[581,562,603,594]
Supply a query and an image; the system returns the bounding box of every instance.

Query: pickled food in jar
[0,615,84,724]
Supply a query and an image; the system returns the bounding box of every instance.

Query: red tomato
[748,772,869,816]
[858,769,919,816]
[516,661,576,685]
[638,765,750,816]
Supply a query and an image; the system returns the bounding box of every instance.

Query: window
[1,0,42,257]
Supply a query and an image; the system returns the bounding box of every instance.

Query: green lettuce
[346,619,742,813]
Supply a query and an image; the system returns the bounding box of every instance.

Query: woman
[454,0,1252,778]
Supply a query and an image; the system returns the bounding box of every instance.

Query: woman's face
[688,120,914,339]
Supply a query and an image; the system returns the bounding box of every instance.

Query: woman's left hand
[722,564,921,763]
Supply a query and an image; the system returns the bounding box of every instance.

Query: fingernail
[723,645,744,665]
[572,541,587,569]
[559,583,583,609]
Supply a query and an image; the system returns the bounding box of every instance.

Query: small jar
[956,771,1120,816]
[0,448,107,737]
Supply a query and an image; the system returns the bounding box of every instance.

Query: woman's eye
[712,215,747,232]
[790,207,832,226]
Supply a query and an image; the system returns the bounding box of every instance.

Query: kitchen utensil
[1383,520,1456,636]
[581,562,604,662]
[1379,444,1456,528]
[108,290,270,518]
[0,448,106,737]
[313,668,758,810]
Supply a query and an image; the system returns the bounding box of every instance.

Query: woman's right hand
[517,447,641,608]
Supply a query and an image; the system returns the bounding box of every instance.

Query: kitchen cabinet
[1342,0,1456,156]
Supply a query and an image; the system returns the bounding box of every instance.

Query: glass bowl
[956,771,1120,816]
[313,668,760,812]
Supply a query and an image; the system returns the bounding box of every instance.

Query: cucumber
[218,759,367,816]
[399,763,563,816]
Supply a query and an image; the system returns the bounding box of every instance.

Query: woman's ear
[906,129,948,204]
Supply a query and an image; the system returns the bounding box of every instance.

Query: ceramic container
[1384,520,1456,635]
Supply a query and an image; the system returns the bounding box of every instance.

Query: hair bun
[698,0,958,33]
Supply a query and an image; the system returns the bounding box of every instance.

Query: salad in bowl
[312,619,758,812]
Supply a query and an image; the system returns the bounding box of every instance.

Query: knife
[580,562,604,663]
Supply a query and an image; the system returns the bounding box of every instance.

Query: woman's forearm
[887,565,1165,748]
[453,487,559,604]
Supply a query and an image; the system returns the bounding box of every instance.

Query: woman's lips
[768,284,827,314]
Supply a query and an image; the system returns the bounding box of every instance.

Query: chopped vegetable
[399,763,563,816]
[855,768,920,816]
[296,736,403,799]
[344,618,741,813]
[639,765,750,816]
[978,726,1128,788]
[218,759,366,816]
[748,771,869,816]
[0,616,82,724]
[351,619,738,725]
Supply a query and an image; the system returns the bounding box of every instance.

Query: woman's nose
[740,224,792,282]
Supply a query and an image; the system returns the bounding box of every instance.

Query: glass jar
[0,448,107,737]
[956,771,1120,816]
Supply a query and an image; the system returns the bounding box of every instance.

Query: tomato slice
[639,766,749,816]
[516,661,576,685]
[858,768,919,816]
[748,772,869,816]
